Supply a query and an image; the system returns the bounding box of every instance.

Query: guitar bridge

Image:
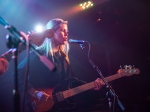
[56,92,64,102]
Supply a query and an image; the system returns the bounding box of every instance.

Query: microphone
[69,39,87,44]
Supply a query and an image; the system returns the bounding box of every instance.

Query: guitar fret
[63,82,95,99]
[105,74,121,82]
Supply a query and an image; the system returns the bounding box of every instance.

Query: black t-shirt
[12,50,76,92]
[12,50,94,112]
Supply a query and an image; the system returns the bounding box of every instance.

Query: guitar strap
[59,51,88,91]
[59,50,76,78]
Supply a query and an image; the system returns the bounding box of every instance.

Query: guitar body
[29,77,77,112]
[29,88,54,112]
[52,77,77,111]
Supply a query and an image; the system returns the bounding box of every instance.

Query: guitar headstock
[118,65,140,76]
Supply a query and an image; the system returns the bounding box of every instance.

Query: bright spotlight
[82,6,85,9]
[79,1,94,10]
[35,25,44,32]
[80,4,83,6]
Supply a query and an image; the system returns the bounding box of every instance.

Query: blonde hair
[37,18,70,63]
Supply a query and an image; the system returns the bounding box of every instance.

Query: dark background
[0,0,150,112]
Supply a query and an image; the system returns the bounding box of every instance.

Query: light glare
[80,4,82,6]
[35,25,44,32]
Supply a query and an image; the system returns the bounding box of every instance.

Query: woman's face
[53,23,68,45]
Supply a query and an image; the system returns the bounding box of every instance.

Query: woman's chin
[63,41,68,45]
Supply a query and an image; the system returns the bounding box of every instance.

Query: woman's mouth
[64,37,68,41]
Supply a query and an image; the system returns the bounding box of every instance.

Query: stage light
[35,25,44,32]
[79,1,94,10]
[98,18,101,21]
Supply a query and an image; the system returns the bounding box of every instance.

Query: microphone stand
[11,40,20,112]
[106,91,113,112]
[79,43,125,112]
[0,17,55,112]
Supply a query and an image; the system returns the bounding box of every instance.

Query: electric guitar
[29,67,140,112]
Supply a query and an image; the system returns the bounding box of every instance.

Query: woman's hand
[94,78,105,90]
[28,88,49,102]
[33,91,50,102]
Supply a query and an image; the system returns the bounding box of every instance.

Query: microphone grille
[68,39,73,43]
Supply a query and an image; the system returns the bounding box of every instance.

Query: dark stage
[0,0,150,112]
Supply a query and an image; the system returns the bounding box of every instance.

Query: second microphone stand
[79,43,125,112]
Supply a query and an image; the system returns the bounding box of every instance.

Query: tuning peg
[124,65,132,69]
[124,65,127,69]
[133,65,135,68]
[120,65,122,69]
[129,65,132,69]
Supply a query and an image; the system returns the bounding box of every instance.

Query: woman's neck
[53,39,63,52]
[53,46,60,53]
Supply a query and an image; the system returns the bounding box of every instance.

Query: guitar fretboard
[62,73,124,99]
[63,82,95,98]
[105,73,122,82]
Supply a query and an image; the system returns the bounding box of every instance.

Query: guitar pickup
[56,92,64,102]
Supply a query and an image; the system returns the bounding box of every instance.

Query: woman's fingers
[36,91,50,102]
[94,78,105,90]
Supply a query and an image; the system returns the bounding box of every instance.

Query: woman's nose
[64,31,68,36]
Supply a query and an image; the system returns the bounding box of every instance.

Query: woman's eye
[60,29,64,32]
[60,29,68,33]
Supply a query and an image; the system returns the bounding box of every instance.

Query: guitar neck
[63,73,123,99]
[63,81,95,99]
[0,43,26,61]
[105,73,122,82]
